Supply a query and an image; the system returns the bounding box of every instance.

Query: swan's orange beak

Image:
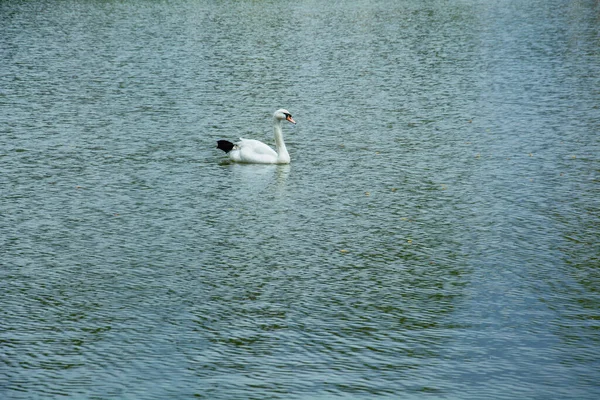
[286,115,296,124]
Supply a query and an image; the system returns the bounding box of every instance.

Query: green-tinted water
[1,0,599,398]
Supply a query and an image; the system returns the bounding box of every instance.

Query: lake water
[1,0,599,398]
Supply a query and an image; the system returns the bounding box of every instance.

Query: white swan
[216,109,296,164]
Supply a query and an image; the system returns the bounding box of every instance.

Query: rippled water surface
[1,0,599,398]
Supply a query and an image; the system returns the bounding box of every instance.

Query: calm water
[1,0,599,398]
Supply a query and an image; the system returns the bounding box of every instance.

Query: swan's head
[274,109,296,124]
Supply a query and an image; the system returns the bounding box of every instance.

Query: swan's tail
[217,140,235,153]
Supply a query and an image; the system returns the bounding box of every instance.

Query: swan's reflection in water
[221,162,290,196]
[275,164,291,189]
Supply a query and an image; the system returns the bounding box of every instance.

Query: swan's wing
[229,138,278,164]
[237,139,277,157]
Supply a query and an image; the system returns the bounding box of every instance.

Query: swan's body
[217,109,296,164]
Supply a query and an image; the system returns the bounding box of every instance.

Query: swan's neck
[273,118,290,163]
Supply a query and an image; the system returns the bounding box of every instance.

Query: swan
[216,109,296,164]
